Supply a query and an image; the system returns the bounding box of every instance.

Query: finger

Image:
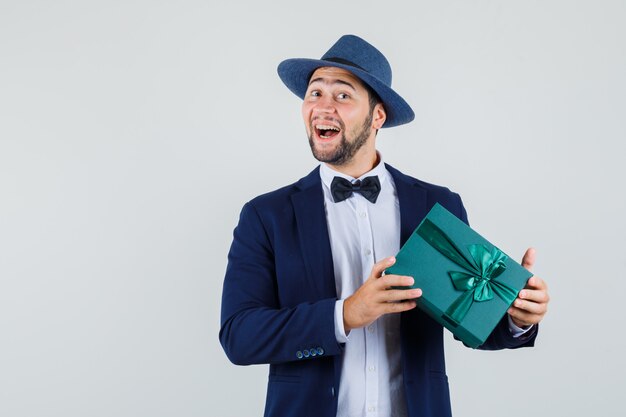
[378,274,414,289]
[518,288,550,304]
[521,247,536,271]
[381,299,417,314]
[377,288,422,303]
[507,307,539,326]
[370,256,396,280]
[511,298,547,315]
[524,276,548,291]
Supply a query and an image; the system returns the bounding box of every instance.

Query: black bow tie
[331,175,381,203]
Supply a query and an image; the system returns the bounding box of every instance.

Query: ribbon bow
[417,219,519,326]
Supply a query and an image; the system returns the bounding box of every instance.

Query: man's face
[301,67,383,166]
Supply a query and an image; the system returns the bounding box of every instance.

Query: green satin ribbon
[417,219,519,325]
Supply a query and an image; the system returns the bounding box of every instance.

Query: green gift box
[386,203,532,348]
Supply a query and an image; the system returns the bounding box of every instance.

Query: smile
[315,124,341,139]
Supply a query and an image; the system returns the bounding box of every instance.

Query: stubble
[308,110,374,166]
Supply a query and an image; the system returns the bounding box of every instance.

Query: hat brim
[277,58,415,128]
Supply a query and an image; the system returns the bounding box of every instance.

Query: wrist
[510,315,531,330]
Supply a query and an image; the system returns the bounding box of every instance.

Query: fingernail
[388,257,395,263]
[519,291,526,298]
[408,277,414,285]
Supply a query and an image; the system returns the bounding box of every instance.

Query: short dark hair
[363,83,382,113]
[362,82,383,133]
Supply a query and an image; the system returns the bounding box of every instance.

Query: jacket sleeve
[478,316,538,350]
[219,202,343,365]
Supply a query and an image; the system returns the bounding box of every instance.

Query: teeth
[315,124,340,131]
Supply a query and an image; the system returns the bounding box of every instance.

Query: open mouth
[315,124,341,139]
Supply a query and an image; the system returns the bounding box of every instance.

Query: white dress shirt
[321,159,405,417]
[320,157,530,417]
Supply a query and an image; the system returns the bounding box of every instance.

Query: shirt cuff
[507,315,533,338]
[334,299,350,343]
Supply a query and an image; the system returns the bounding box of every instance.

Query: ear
[372,103,387,130]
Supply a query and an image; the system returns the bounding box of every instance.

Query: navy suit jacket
[220,164,537,417]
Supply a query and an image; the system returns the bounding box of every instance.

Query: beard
[307,110,374,166]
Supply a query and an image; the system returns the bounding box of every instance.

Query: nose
[313,95,336,114]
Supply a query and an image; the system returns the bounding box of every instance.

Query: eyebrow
[308,77,357,91]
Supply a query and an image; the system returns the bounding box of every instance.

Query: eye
[309,90,321,97]
[337,93,349,100]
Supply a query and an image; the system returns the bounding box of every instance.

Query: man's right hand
[343,256,421,333]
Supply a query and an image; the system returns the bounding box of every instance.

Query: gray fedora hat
[277,34,415,128]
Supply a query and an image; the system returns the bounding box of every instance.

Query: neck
[325,146,379,178]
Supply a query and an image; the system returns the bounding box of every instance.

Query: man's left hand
[508,247,550,328]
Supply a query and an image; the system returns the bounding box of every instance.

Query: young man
[220,35,549,417]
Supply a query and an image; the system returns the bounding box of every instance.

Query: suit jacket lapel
[290,164,429,299]
[290,167,337,299]
[386,164,429,245]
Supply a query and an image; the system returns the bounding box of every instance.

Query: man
[220,35,549,417]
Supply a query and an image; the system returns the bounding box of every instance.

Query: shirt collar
[319,152,391,190]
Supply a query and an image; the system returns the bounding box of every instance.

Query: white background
[1,1,625,416]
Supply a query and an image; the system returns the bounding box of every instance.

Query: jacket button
[316,347,324,355]
[303,349,310,358]
[296,351,303,359]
